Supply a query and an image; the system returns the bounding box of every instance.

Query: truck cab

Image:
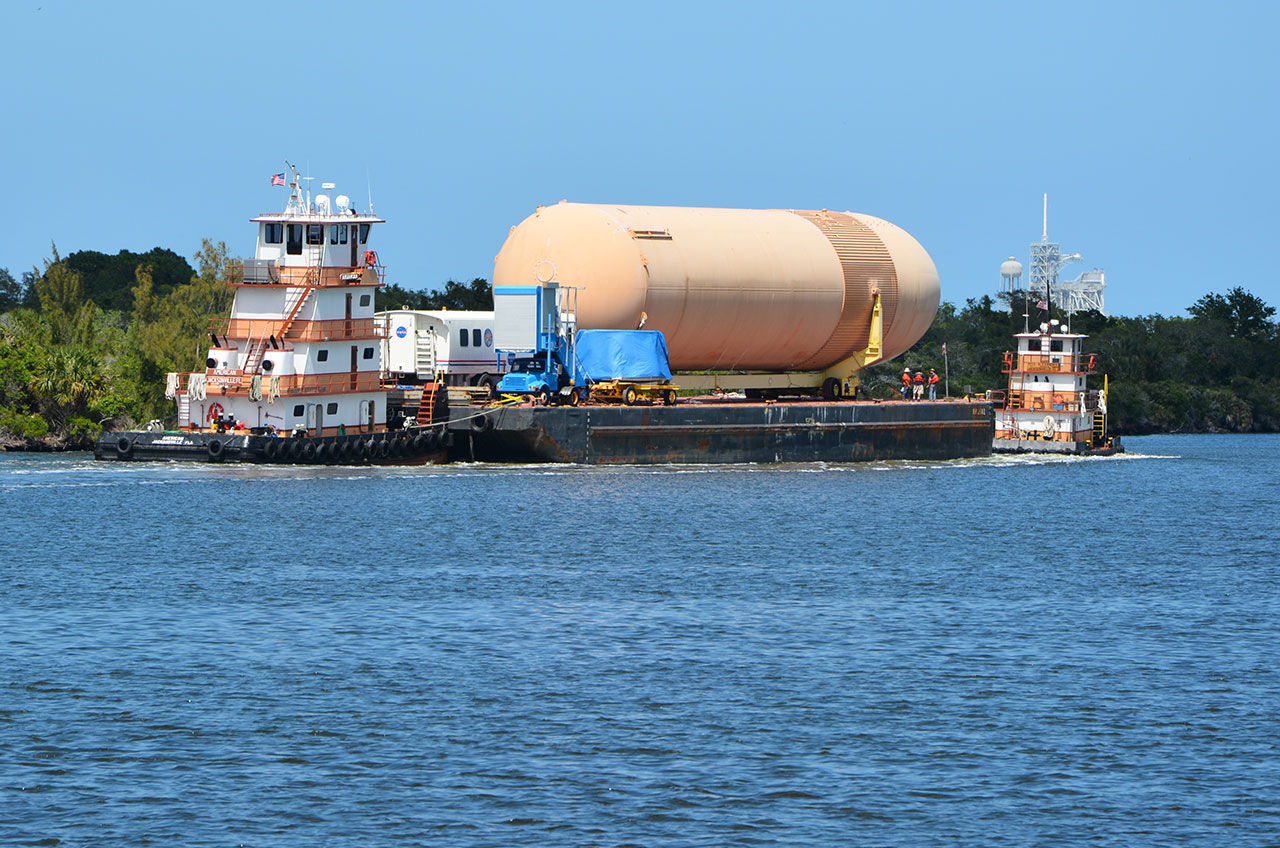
[496,351,571,402]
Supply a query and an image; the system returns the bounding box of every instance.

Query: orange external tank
[492,202,939,372]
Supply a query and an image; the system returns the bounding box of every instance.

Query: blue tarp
[575,330,672,382]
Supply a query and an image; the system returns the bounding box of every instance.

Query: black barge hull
[450,400,994,464]
[94,427,450,465]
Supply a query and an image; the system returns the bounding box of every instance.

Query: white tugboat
[993,318,1121,454]
[96,166,449,464]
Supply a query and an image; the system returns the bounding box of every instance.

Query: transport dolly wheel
[622,386,638,406]
[662,389,677,406]
[564,389,580,407]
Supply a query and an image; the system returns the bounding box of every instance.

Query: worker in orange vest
[901,367,912,399]
[913,370,925,400]
[928,368,940,400]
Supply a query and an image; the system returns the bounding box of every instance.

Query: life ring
[207,438,225,460]
[1086,354,1097,371]
[206,402,224,423]
[1052,393,1065,406]
[364,250,378,268]
[115,436,133,458]
[1002,351,1013,369]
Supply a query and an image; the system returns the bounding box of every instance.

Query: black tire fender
[207,438,225,461]
[115,436,133,458]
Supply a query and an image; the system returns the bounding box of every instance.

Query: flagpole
[943,343,950,398]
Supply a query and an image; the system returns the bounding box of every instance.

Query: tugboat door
[344,292,353,336]
[350,345,358,390]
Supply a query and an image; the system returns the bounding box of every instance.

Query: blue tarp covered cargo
[575,330,672,382]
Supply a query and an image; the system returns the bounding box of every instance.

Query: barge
[450,397,993,464]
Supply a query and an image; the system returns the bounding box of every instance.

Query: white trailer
[379,310,503,388]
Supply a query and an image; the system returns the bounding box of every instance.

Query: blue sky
[3,0,1276,317]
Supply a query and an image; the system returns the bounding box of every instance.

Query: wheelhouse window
[458,329,469,347]
[329,224,348,245]
[359,224,371,243]
[264,223,283,244]
[286,224,303,255]
[306,224,324,245]
[317,349,329,362]
[362,347,374,359]
[1050,340,1064,352]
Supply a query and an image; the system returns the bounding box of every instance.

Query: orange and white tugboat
[96,165,449,464]
[992,318,1122,455]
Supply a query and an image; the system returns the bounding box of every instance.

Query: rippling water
[2,435,1278,846]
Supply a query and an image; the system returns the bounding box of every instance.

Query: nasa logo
[483,329,493,347]
[395,326,407,338]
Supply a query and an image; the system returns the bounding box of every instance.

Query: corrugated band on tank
[787,210,898,371]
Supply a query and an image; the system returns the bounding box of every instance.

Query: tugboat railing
[1001,352,1100,374]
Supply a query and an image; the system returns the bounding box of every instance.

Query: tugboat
[992,318,1122,455]
[96,165,449,464]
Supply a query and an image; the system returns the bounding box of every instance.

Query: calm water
[1,435,1277,847]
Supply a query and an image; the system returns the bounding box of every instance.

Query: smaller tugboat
[96,165,448,465]
[992,318,1122,455]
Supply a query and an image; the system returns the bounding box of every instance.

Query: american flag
[270,173,286,187]
[941,343,947,356]
[1036,299,1049,311]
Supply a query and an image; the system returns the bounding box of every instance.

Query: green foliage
[34,245,99,345]
[1188,287,1276,341]
[376,277,492,312]
[61,247,196,313]
[0,268,21,313]
[0,407,49,439]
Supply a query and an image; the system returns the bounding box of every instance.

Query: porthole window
[326,403,338,415]
[206,357,217,368]
[261,359,274,372]
[317,349,329,362]
[362,347,374,360]
[292,404,304,417]
[359,294,371,307]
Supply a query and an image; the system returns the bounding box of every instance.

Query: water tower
[1000,256,1023,299]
